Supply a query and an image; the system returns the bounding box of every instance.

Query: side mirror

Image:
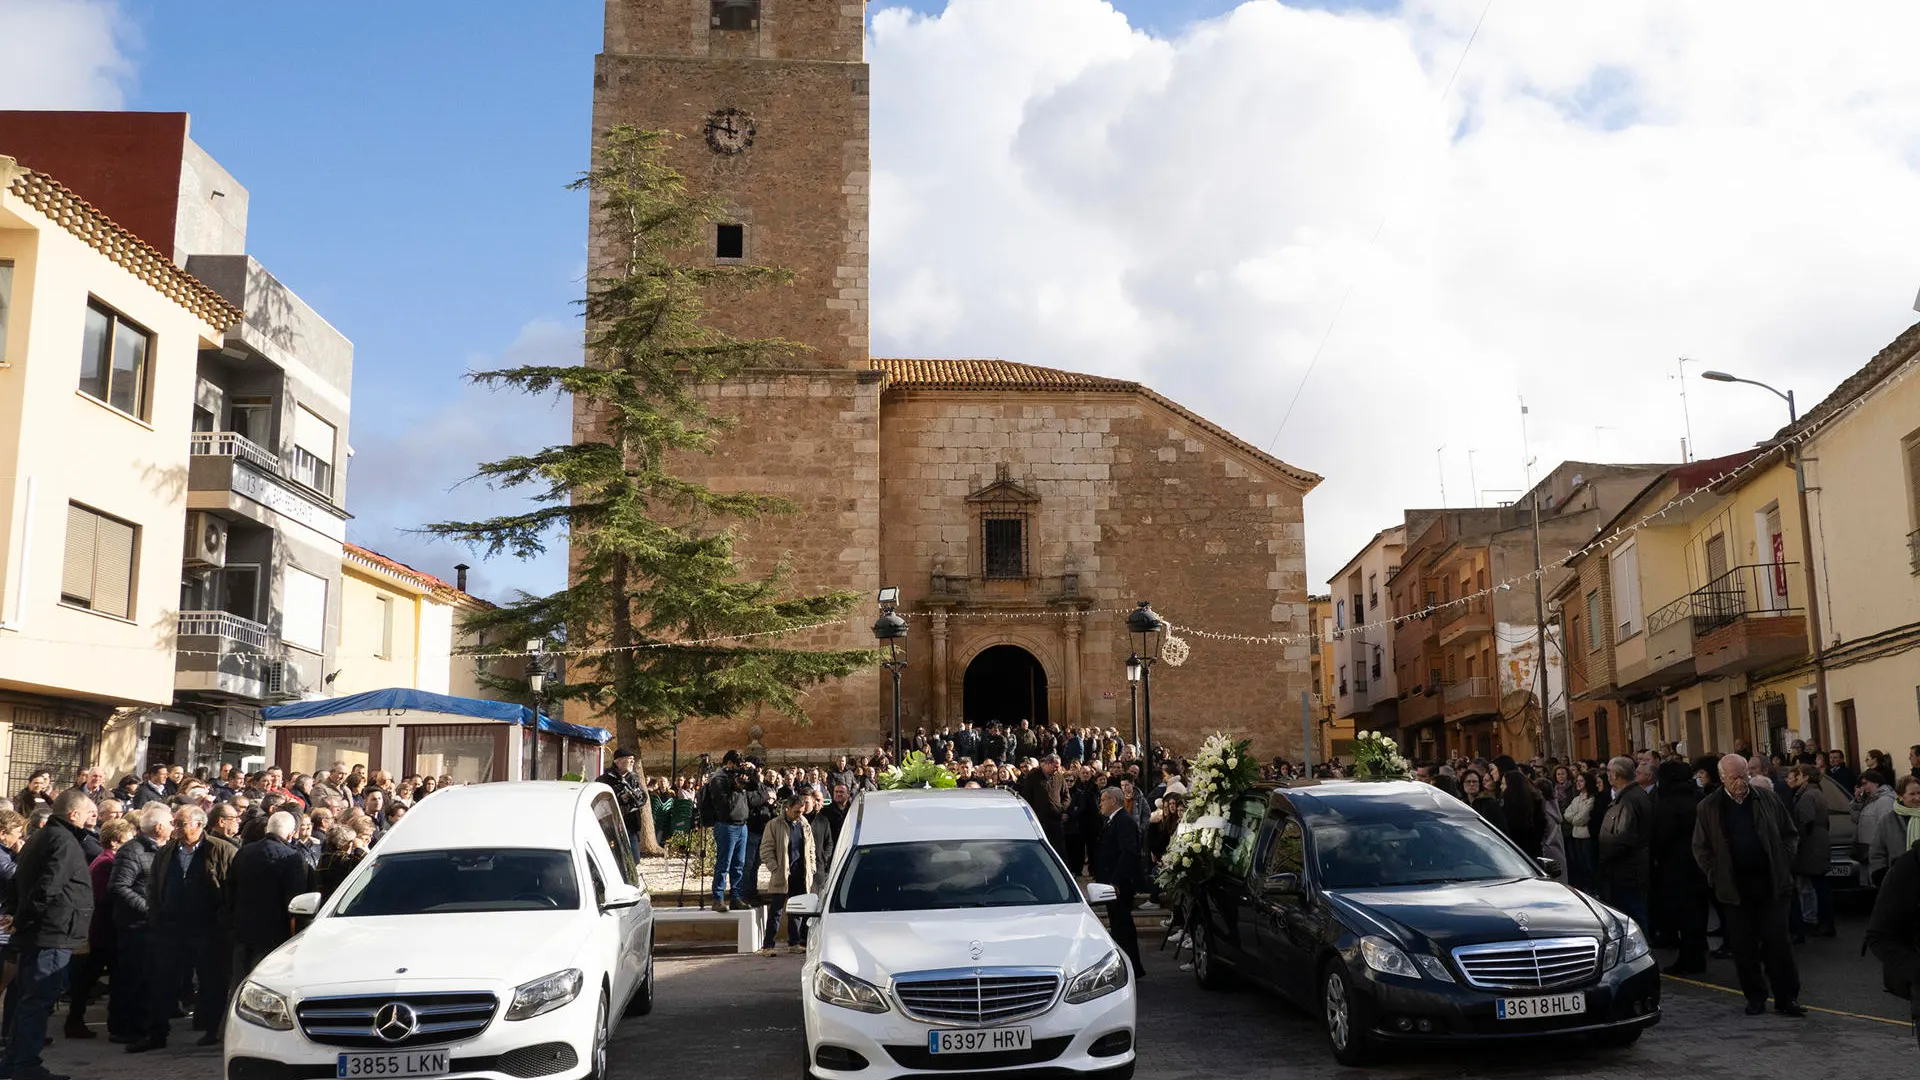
[785,893,822,920]
[601,883,645,911]
[1084,882,1117,904]
[1535,857,1562,878]
[287,892,322,917]
[1263,872,1302,895]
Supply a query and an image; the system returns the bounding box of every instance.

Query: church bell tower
[587,0,882,755]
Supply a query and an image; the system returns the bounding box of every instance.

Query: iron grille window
[712,0,758,30]
[983,517,1026,579]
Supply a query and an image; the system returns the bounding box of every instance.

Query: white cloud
[346,319,576,602]
[0,0,133,109]
[866,0,1920,589]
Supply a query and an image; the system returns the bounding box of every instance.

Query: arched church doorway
[963,645,1048,729]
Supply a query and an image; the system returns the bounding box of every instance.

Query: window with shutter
[293,405,336,495]
[1906,434,1920,526]
[60,503,137,617]
[1584,589,1601,651]
[283,565,329,653]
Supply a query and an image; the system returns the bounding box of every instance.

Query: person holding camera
[595,749,647,862]
[699,752,754,913]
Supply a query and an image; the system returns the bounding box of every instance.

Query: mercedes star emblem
[968,940,985,961]
[374,1002,419,1043]
[1514,911,1531,930]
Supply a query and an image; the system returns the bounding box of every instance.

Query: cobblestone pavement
[38,908,1917,1079]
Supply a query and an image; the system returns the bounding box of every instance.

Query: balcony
[174,610,278,702]
[1443,676,1497,721]
[1438,596,1492,646]
[1616,593,1697,693]
[188,432,347,543]
[1691,563,1808,677]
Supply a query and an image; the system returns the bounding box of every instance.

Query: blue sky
[111,0,1390,598]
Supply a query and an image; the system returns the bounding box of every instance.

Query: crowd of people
[674,722,1920,1036]
[0,760,465,1080]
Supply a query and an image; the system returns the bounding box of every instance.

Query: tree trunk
[608,551,668,857]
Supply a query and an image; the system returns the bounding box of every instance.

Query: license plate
[927,1026,1032,1055]
[336,1050,450,1077]
[1496,993,1586,1020]
[1827,864,1857,878]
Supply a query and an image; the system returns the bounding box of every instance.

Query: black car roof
[1253,779,1474,823]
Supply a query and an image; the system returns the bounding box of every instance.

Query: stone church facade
[590,1,1321,763]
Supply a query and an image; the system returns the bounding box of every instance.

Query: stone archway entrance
[963,644,1049,728]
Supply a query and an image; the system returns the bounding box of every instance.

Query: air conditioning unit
[184,512,228,569]
[266,659,301,700]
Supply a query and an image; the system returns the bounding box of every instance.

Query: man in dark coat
[1597,756,1653,935]
[3,789,97,1080]
[1651,759,1708,974]
[1692,754,1804,1017]
[128,764,169,810]
[1019,755,1071,853]
[1066,767,1103,876]
[109,805,169,1044]
[130,805,236,1050]
[226,812,314,992]
[1092,787,1145,979]
[595,749,647,860]
[1865,845,1920,1046]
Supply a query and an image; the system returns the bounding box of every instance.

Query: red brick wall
[0,111,187,258]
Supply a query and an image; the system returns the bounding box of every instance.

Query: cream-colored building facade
[1806,323,1920,763]
[0,157,240,787]
[333,543,498,700]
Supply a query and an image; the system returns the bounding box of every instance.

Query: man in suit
[1092,787,1145,979]
[130,805,235,1051]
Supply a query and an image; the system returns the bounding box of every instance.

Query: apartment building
[0,156,241,791]
[1327,525,1407,738]
[334,544,501,699]
[0,113,353,778]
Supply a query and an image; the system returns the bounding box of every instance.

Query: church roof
[871,357,1322,490]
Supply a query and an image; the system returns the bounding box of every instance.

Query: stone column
[931,612,950,729]
[1062,614,1083,726]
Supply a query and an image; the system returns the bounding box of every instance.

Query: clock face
[704,108,756,156]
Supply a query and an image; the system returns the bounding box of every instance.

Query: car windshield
[832,839,1078,913]
[1312,813,1539,890]
[332,848,580,916]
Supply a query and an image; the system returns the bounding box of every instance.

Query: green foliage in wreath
[878,750,958,791]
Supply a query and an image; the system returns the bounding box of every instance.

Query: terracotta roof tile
[344,542,490,607]
[872,357,1322,489]
[2,160,242,331]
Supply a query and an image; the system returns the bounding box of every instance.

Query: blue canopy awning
[262,688,611,745]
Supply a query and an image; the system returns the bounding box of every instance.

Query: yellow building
[0,158,239,788]
[334,543,498,699]
[1805,323,1920,767]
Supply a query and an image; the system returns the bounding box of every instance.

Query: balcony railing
[177,610,275,651]
[190,431,282,476]
[1692,563,1799,633]
[1353,674,1369,693]
[1444,676,1494,705]
[1438,595,1490,629]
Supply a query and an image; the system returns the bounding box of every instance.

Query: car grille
[294,991,499,1049]
[891,968,1061,1025]
[1450,937,1599,990]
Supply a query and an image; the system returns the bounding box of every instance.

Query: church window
[712,0,759,31]
[716,223,745,260]
[982,518,1026,579]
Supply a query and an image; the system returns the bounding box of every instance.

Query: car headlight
[235,981,294,1031]
[505,969,585,1021]
[1614,921,1649,967]
[1412,953,1455,983]
[1063,948,1130,1004]
[813,963,890,1014]
[1359,935,1420,979]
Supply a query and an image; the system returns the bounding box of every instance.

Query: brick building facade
[590,1,1321,764]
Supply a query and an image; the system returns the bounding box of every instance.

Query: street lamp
[1700,370,1833,749]
[525,639,554,782]
[873,587,907,760]
[1126,601,1166,784]
[1125,654,1142,754]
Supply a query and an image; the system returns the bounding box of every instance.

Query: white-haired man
[1691,754,1805,1018]
[108,804,170,1043]
[226,811,314,998]
[131,806,234,1051]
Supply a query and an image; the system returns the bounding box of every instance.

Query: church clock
[703,108,755,155]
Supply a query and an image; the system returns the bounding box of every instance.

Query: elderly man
[758,795,816,956]
[131,805,236,1051]
[1598,756,1653,934]
[1020,754,1072,852]
[227,812,314,992]
[1692,754,1804,1017]
[208,802,243,850]
[3,789,97,1080]
[1093,787,1145,978]
[109,805,170,1044]
[312,763,349,806]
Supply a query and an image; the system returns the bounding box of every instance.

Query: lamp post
[1126,601,1166,784]
[1125,654,1142,754]
[873,587,908,761]
[525,639,552,782]
[1701,370,1832,750]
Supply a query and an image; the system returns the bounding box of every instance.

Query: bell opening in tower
[712,0,759,31]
